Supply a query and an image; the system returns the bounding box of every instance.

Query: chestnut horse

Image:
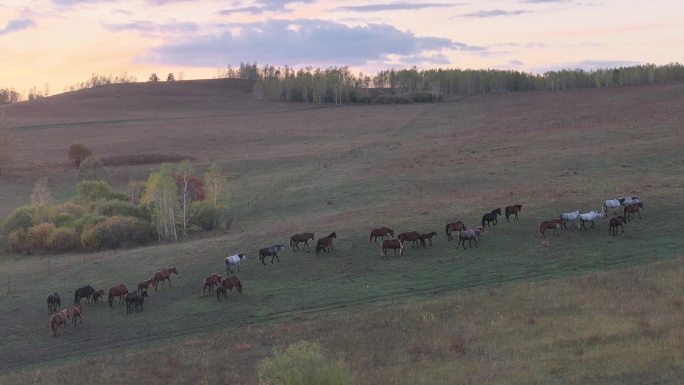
[290,233,315,251]
[108,284,128,308]
[70,304,82,325]
[398,231,425,248]
[505,205,522,222]
[481,208,502,229]
[421,232,437,247]
[609,216,626,236]
[153,266,179,290]
[217,275,242,301]
[623,202,642,222]
[539,219,563,238]
[445,221,467,241]
[138,278,155,294]
[381,239,403,257]
[315,232,336,255]
[369,227,394,245]
[202,273,222,296]
[49,310,69,337]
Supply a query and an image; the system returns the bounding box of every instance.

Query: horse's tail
[289,236,294,251]
[539,222,544,237]
[368,231,374,246]
[445,224,451,238]
[481,216,486,227]
[73,291,78,306]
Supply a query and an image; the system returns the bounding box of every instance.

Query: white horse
[579,211,603,231]
[602,199,621,215]
[620,196,641,205]
[559,211,581,229]
[225,253,246,273]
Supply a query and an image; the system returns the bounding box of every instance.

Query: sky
[1,0,683,96]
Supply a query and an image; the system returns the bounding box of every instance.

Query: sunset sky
[1,0,683,96]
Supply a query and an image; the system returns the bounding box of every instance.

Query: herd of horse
[46,195,643,337]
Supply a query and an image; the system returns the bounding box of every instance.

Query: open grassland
[2,255,684,384]
[0,80,683,380]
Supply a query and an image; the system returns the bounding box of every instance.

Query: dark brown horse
[316,232,336,255]
[539,219,563,238]
[217,275,242,301]
[445,221,467,241]
[623,202,642,222]
[505,205,522,222]
[47,292,61,314]
[420,232,437,247]
[108,284,128,308]
[202,273,222,296]
[369,227,394,245]
[153,266,179,290]
[138,278,155,294]
[49,310,69,337]
[398,231,425,248]
[381,239,403,257]
[609,216,626,236]
[92,290,104,303]
[290,233,315,251]
[481,208,502,229]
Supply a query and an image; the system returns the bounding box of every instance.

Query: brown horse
[217,275,242,301]
[623,202,642,222]
[369,227,394,245]
[70,304,83,326]
[539,219,563,238]
[505,205,522,222]
[108,284,128,308]
[609,216,626,236]
[398,231,425,248]
[49,310,69,337]
[445,222,467,241]
[138,278,155,294]
[153,266,179,290]
[420,232,437,247]
[316,232,336,255]
[92,290,104,303]
[290,233,315,251]
[381,239,403,257]
[202,273,222,296]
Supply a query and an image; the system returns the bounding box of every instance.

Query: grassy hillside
[0,80,683,379]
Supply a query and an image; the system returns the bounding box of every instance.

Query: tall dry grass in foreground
[3,256,683,385]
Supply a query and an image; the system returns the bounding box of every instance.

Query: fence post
[7,273,9,294]
[48,255,51,274]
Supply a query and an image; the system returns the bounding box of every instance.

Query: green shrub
[92,200,147,220]
[8,229,29,253]
[189,201,229,230]
[74,181,126,203]
[27,222,57,252]
[81,215,151,250]
[70,213,107,235]
[47,227,78,253]
[1,206,36,234]
[259,341,354,385]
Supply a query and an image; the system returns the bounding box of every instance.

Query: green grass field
[0,81,683,382]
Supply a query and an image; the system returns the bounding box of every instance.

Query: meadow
[0,80,683,383]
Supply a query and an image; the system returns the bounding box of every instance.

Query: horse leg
[168,278,171,287]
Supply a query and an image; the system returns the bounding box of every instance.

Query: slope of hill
[0,80,683,379]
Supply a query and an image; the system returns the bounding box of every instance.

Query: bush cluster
[81,216,151,249]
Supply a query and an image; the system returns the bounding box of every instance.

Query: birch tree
[143,164,178,241]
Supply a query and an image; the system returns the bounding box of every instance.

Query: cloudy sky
[1,0,682,96]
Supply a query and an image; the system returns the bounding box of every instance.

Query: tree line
[226,62,684,104]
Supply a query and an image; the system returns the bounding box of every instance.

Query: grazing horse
[47,292,61,314]
[481,208,502,229]
[202,273,222,295]
[92,290,104,303]
[623,202,642,222]
[138,278,155,294]
[259,245,285,265]
[315,233,336,255]
[559,211,581,230]
[369,227,394,245]
[70,304,83,325]
[217,275,243,300]
[505,205,523,222]
[579,211,603,231]
[49,310,69,337]
[225,253,246,273]
[609,216,626,236]
[456,229,479,250]
[619,196,641,205]
[602,199,621,215]
[125,291,147,313]
[153,266,179,290]
[216,286,228,302]
[381,239,404,257]
[290,233,315,251]
[445,221,467,241]
[539,219,563,238]
[398,231,425,248]
[74,285,96,304]
[421,232,437,247]
[108,284,128,308]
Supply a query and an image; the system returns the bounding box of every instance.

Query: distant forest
[2,63,683,105]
